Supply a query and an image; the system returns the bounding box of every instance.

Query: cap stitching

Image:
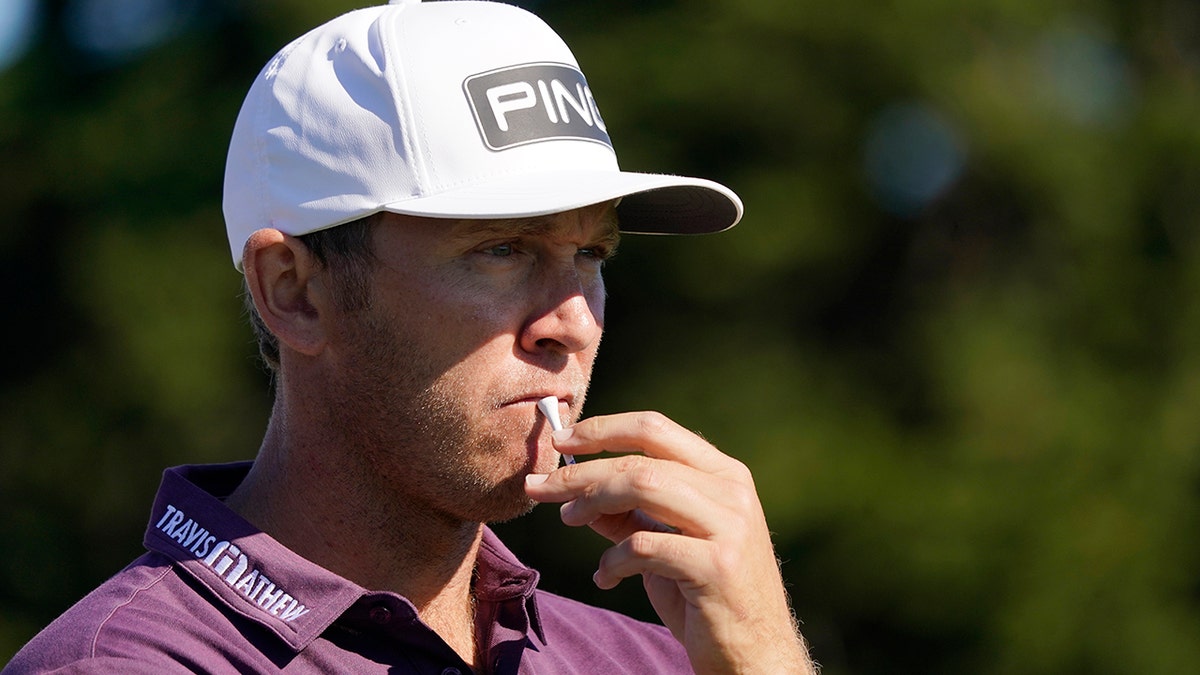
[380,5,427,202]
[256,34,306,235]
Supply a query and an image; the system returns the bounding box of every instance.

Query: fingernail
[524,473,549,486]
[552,428,573,442]
[592,569,614,590]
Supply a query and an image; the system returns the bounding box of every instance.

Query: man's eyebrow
[456,212,622,247]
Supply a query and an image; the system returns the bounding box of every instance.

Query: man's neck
[225,417,484,667]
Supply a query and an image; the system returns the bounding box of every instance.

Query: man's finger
[553,411,746,477]
[526,455,749,537]
[584,509,674,545]
[593,530,717,591]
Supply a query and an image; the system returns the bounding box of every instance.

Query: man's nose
[519,267,604,356]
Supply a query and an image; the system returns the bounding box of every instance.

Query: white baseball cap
[223,0,743,268]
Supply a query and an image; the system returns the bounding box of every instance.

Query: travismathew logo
[156,504,311,623]
[464,62,611,151]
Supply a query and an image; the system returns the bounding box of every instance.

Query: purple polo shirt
[5,463,691,674]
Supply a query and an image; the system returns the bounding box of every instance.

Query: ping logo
[464,62,611,151]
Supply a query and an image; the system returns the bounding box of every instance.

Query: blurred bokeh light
[0,0,38,72]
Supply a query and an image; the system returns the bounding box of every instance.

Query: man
[5,1,813,673]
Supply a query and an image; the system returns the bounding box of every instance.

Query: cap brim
[380,170,742,234]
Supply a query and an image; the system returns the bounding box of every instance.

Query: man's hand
[524,411,816,674]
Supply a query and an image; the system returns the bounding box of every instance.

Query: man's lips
[501,394,574,424]
[505,395,572,410]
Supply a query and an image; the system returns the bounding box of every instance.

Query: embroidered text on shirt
[156,504,311,622]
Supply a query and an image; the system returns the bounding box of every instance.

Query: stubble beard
[334,308,554,528]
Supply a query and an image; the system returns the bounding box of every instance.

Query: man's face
[320,203,618,524]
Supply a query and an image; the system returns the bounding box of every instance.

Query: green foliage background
[3,0,1200,672]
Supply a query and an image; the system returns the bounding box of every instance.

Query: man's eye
[485,243,515,257]
[578,247,611,263]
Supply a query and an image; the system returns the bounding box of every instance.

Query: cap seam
[255,35,306,236]
[380,5,428,201]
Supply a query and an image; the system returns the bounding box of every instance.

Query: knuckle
[634,410,670,436]
[726,457,754,484]
[572,474,601,503]
[726,480,759,513]
[580,480,602,502]
[711,544,743,581]
[612,456,667,494]
[558,461,585,484]
[613,454,647,474]
[628,461,666,493]
[626,530,658,559]
[586,414,608,439]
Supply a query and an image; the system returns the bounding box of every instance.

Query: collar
[143,462,546,651]
[478,527,547,645]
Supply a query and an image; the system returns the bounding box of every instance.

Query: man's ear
[242,229,330,358]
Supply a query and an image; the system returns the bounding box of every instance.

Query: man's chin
[486,496,539,525]
[452,435,556,523]
[453,471,541,525]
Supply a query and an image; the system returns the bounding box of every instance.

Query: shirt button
[440,669,461,675]
[368,605,392,624]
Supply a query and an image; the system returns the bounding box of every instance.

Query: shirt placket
[476,587,537,674]
[334,594,475,674]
